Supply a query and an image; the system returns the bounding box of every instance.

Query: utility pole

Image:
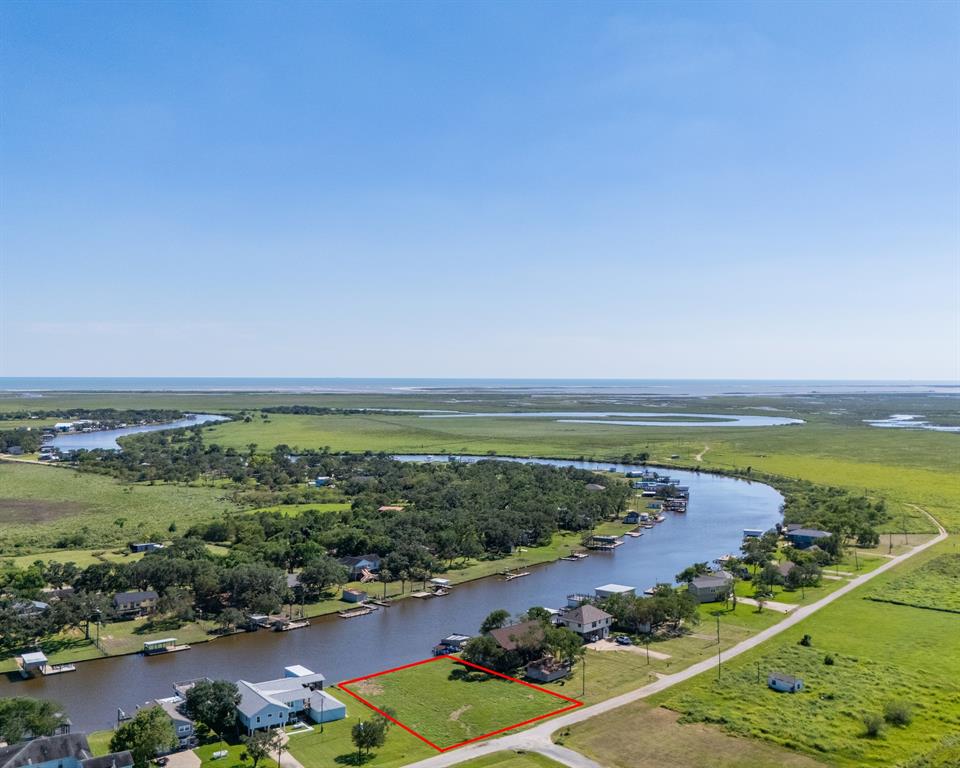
[716,615,720,645]
[716,617,722,680]
[581,651,586,698]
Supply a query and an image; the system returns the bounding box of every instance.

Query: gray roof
[560,604,612,624]
[237,671,327,718]
[113,590,158,604]
[787,528,831,539]
[0,735,132,768]
[769,672,800,685]
[691,572,734,588]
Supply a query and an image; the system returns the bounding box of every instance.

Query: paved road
[404,513,948,768]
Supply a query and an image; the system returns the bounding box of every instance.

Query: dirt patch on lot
[351,679,384,697]
[0,498,86,523]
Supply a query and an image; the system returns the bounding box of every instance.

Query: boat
[642,523,655,529]
[625,529,644,538]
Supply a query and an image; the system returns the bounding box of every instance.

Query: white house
[236,666,346,734]
[556,604,613,641]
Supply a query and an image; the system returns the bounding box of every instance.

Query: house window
[256,717,260,723]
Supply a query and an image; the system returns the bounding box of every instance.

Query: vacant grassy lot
[866,553,960,613]
[558,701,826,768]
[650,539,960,768]
[0,461,241,554]
[245,501,352,516]
[341,657,579,749]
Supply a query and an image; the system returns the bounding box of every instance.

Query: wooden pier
[338,605,379,618]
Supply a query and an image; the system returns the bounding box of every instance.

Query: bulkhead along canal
[0,458,782,732]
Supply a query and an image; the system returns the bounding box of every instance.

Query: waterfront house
[341,588,367,604]
[785,528,832,549]
[624,511,641,524]
[153,697,196,749]
[525,658,571,683]
[0,734,132,768]
[113,590,158,617]
[595,583,635,600]
[488,620,546,652]
[556,605,613,642]
[314,476,331,487]
[688,572,734,603]
[768,672,803,693]
[338,554,381,580]
[236,666,345,733]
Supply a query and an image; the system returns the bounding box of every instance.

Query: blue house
[785,528,832,549]
[624,511,641,524]
[236,666,346,734]
[314,476,331,487]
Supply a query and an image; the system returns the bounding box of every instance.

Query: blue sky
[1,0,958,379]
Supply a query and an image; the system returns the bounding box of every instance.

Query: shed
[768,672,803,693]
[341,589,367,604]
[18,651,48,674]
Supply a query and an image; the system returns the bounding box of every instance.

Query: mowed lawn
[0,461,240,554]
[340,657,580,749]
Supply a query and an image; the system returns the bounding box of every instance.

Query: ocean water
[1,377,956,396]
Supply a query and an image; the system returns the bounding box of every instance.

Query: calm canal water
[1,458,781,730]
[48,415,229,451]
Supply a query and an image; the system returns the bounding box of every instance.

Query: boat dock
[16,652,76,678]
[338,605,379,618]
[585,535,624,550]
[502,570,531,581]
[273,619,310,631]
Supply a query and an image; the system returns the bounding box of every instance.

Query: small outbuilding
[525,658,571,683]
[768,672,804,693]
[341,588,368,604]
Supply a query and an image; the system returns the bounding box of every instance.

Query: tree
[298,556,349,598]
[110,705,178,768]
[242,729,279,768]
[543,626,583,665]
[675,562,710,584]
[184,680,241,739]
[0,697,63,744]
[351,717,387,762]
[216,607,245,634]
[479,609,511,634]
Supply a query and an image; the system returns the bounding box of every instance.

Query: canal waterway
[48,414,230,451]
[1,457,781,731]
[420,412,804,427]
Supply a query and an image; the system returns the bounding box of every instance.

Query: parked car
[615,635,633,646]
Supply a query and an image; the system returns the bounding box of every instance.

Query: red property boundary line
[338,655,583,752]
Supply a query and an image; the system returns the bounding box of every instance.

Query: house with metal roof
[236,666,345,734]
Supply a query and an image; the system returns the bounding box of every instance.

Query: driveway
[166,751,201,768]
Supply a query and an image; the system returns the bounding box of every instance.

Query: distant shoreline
[2,377,957,397]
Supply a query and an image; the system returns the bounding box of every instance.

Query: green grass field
[341,657,579,749]
[865,553,960,614]
[649,538,960,768]
[0,460,242,554]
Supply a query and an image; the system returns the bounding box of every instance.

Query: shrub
[884,700,914,726]
[824,654,835,665]
[863,712,884,737]
[799,634,813,647]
